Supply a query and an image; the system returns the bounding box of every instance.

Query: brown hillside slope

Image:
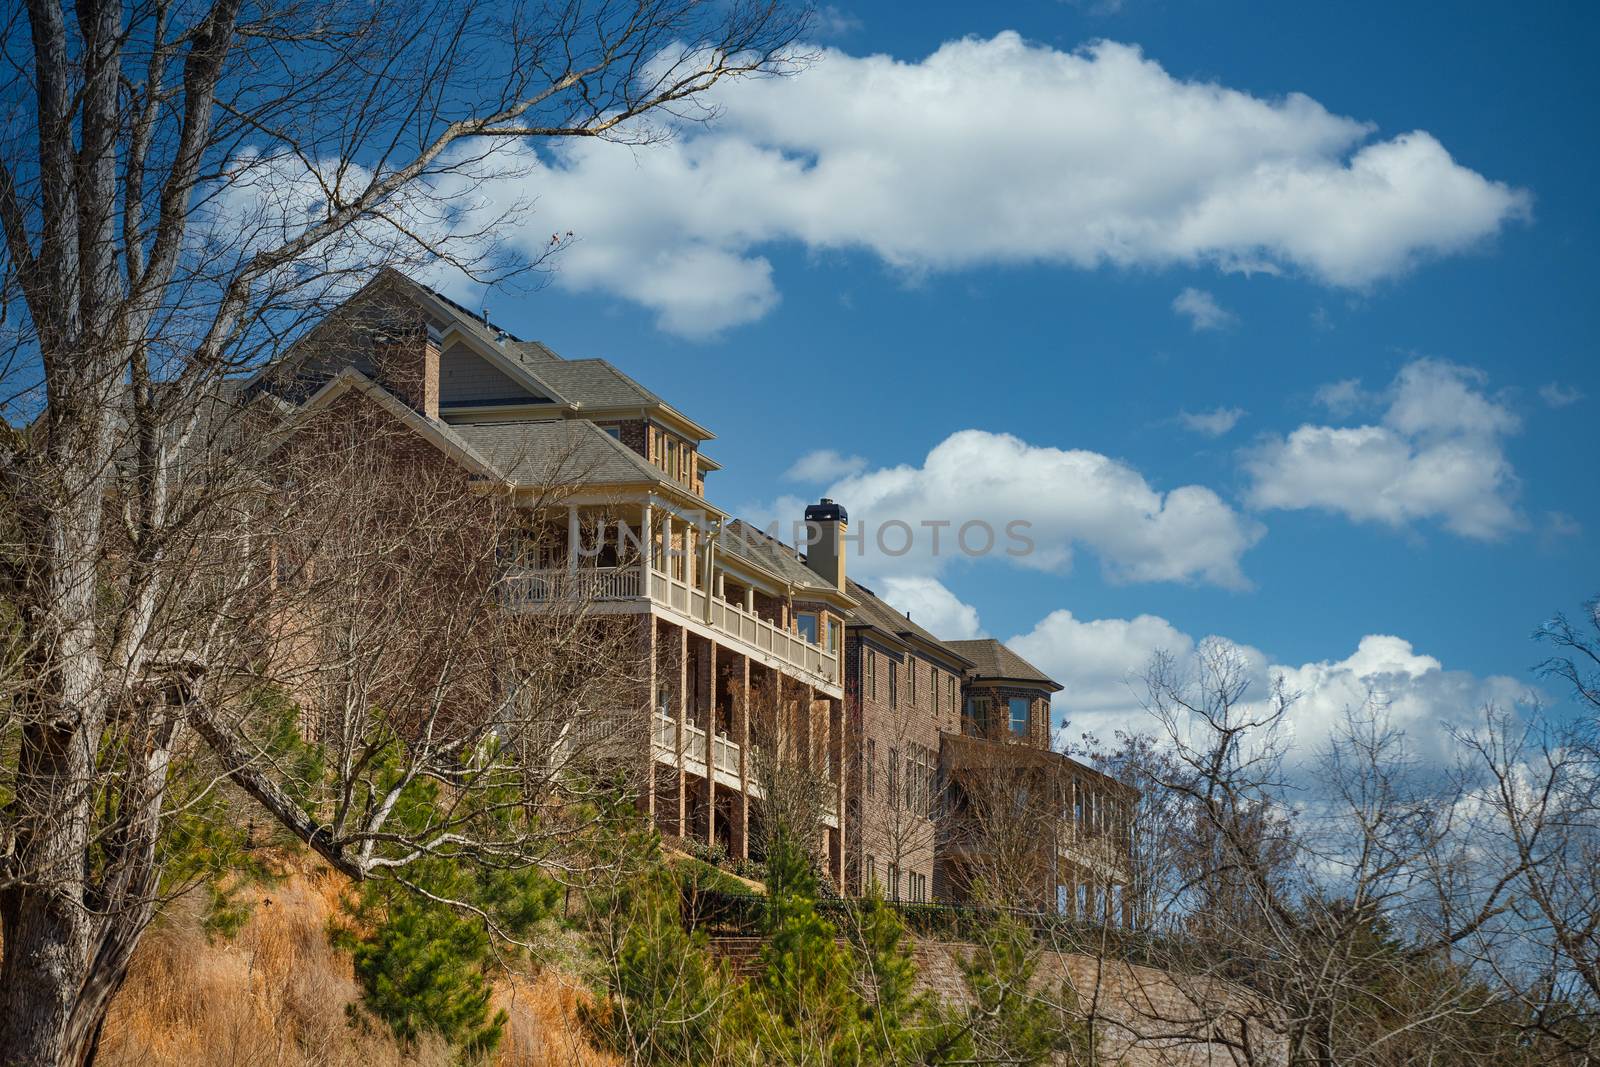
[97,863,619,1067]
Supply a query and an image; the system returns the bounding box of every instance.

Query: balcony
[653,711,743,792]
[504,566,840,691]
[652,710,839,829]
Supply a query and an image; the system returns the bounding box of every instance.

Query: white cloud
[1009,609,1531,768]
[1245,358,1523,539]
[1172,288,1236,331]
[349,34,1528,337]
[875,576,984,639]
[813,5,862,37]
[785,449,868,482]
[819,429,1263,588]
[1539,381,1585,409]
[1180,406,1245,436]
[1313,377,1368,416]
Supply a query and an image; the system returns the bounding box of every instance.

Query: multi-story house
[254,268,1133,920]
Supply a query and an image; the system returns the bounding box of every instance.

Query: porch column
[737,654,751,860]
[662,513,675,584]
[677,625,688,836]
[744,586,755,614]
[645,616,657,822]
[566,505,579,575]
[705,642,717,848]
[639,505,653,600]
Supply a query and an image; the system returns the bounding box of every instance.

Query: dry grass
[98,859,621,1067]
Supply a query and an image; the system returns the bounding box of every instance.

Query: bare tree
[0,2,804,1059]
[744,669,834,878]
[1130,639,1546,1067]
[1442,595,1600,1060]
[855,686,939,902]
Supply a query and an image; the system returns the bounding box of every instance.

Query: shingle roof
[943,639,1061,691]
[720,520,841,595]
[531,359,662,409]
[449,419,664,487]
[409,279,692,421]
[845,580,974,667]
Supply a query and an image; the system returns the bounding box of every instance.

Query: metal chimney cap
[804,498,847,524]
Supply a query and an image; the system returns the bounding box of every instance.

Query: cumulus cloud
[785,449,868,482]
[1009,609,1532,768]
[256,34,1524,337]
[1539,381,1585,409]
[817,429,1263,588]
[1172,288,1236,331]
[874,576,984,639]
[1245,359,1523,539]
[1180,406,1245,436]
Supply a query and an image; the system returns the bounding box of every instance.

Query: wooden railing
[503,565,840,687]
[655,570,840,686]
[501,566,641,606]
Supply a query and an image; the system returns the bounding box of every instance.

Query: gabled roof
[449,419,665,488]
[407,277,713,439]
[278,368,499,478]
[846,579,975,668]
[944,638,1062,692]
[533,359,662,410]
[721,520,852,600]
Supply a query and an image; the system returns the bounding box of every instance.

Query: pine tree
[959,916,1096,1066]
[850,888,967,1065]
[584,859,734,1065]
[331,744,560,1060]
[736,830,853,1063]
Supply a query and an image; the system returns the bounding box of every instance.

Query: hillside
[97,860,620,1067]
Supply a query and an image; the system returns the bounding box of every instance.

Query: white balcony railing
[713,733,740,776]
[501,567,641,606]
[505,564,840,688]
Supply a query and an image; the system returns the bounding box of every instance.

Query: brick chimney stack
[373,317,442,420]
[803,498,848,591]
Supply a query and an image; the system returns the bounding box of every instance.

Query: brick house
[253,268,1134,920]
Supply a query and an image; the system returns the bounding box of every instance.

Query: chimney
[373,317,442,420]
[803,498,848,591]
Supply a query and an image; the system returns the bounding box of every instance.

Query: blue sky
[462,1,1596,754]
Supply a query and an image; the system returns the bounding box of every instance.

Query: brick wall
[962,681,1052,748]
[909,940,1287,1066]
[707,934,1287,1066]
[845,637,965,900]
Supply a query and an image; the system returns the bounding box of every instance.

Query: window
[865,855,877,888]
[602,425,621,440]
[827,619,840,654]
[909,660,917,703]
[887,747,899,809]
[1009,697,1031,738]
[904,752,914,810]
[865,650,875,698]
[964,696,990,736]
[866,739,876,796]
[888,660,898,707]
[796,612,818,644]
[948,676,956,713]
[888,863,900,902]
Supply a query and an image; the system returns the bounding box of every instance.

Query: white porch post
[567,505,579,576]
[640,505,654,600]
[662,513,675,584]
